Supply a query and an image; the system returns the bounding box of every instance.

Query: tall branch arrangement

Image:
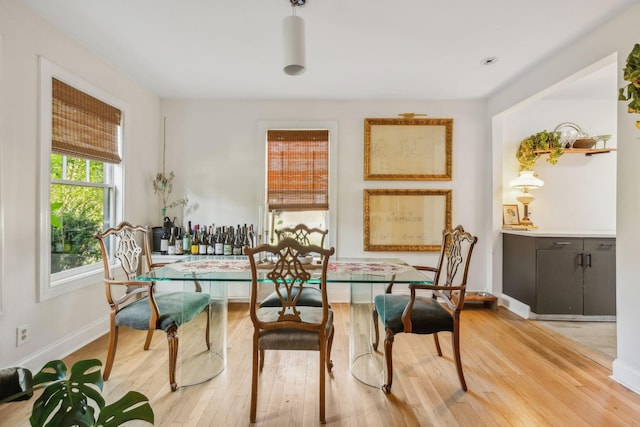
[153,118,187,217]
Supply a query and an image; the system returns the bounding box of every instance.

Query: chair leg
[166,327,179,392]
[144,330,154,351]
[103,325,119,380]
[433,332,443,356]
[319,345,326,423]
[250,336,259,423]
[382,329,395,394]
[326,325,335,372]
[452,330,467,391]
[372,308,380,351]
[259,349,265,372]
[205,304,211,350]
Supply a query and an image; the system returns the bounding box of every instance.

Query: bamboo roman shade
[267,129,329,211]
[52,78,122,163]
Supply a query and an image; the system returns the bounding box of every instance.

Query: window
[266,129,330,245]
[38,59,124,300]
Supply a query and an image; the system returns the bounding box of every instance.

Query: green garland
[516,130,563,171]
[619,43,640,114]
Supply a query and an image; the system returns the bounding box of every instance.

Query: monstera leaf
[27,359,153,427]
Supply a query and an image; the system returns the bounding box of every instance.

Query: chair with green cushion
[94,221,210,392]
[372,225,478,394]
[244,238,335,423]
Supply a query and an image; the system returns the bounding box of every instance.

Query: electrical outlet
[16,324,30,346]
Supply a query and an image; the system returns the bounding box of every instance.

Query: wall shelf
[534,148,616,156]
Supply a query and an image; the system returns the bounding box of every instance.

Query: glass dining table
[137,255,432,389]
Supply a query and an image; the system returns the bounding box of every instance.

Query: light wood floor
[2,304,640,426]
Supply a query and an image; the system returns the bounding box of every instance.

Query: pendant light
[283,0,307,75]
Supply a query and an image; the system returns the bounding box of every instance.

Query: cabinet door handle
[578,253,583,267]
[554,241,573,246]
[600,243,616,248]
[586,253,592,268]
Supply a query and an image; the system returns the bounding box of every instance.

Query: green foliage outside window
[50,154,106,274]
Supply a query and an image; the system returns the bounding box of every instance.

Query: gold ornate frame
[364,189,452,251]
[502,204,520,226]
[364,118,453,181]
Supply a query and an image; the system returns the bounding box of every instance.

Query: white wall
[502,98,617,231]
[489,3,640,394]
[0,0,161,370]
[161,99,491,293]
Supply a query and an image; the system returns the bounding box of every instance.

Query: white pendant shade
[283,15,306,76]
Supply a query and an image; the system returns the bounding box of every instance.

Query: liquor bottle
[199,226,208,255]
[175,227,184,255]
[214,227,224,255]
[182,221,192,254]
[191,225,200,255]
[223,227,233,256]
[167,227,176,255]
[160,226,169,255]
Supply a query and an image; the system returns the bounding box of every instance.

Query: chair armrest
[401,284,466,332]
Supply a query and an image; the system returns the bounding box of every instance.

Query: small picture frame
[502,204,520,226]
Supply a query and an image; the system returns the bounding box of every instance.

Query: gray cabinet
[503,233,616,316]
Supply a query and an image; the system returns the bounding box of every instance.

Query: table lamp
[510,171,544,226]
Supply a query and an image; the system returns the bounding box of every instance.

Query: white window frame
[258,121,338,255]
[37,58,125,301]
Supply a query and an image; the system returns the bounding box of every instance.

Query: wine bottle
[182,221,192,254]
[223,227,233,256]
[175,227,184,255]
[214,227,224,255]
[160,226,169,255]
[191,225,200,255]
[167,227,176,255]
[199,226,208,255]
[207,225,215,255]
[233,225,243,255]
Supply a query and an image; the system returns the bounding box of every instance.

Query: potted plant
[153,118,188,219]
[0,359,154,426]
[618,43,640,127]
[515,130,563,171]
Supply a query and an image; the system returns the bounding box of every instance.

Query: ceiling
[19,0,638,100]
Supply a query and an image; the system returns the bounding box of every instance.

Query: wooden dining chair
[372,225,478,393]
[263,224,330,308]
[244,238,335,423]
[276,223,328,248]
[94,221,211,391]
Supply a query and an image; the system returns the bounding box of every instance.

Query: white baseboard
[612,358,640,395]
[13,317,109,372]
[499,294,531,319]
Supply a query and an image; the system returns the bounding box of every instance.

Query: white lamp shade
[510,170,544,189]
[283,15,306,75]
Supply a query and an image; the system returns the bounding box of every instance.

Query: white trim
[612,358,640,395]
[0,32,4,315]
[499,293,530,319]
[12,316,109,373]
[37,57,127,301]
[257,120,339,255]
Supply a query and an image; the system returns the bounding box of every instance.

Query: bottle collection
[160,221,256,256]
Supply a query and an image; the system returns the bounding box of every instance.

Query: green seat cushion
[374,294,453,335]
[256,306,333,351]
[115,292,210,332]
[260,286,325,308]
